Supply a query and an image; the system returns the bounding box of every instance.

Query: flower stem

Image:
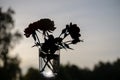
[35,31,41,47]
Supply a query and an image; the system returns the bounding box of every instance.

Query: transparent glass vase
[39,49,60,78]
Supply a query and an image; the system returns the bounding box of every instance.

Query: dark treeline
[23,58,120,80]
[58,59,120,80]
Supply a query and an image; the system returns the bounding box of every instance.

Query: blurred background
[0,0,120,80]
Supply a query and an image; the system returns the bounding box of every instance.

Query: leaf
[32,42,41,47]
[64,43,73,50]
[71,39,80,44]
[32,32,36,41]
[80,39,84,42]
[59,43,67,50]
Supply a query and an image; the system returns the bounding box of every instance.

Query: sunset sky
[1,0,120,74]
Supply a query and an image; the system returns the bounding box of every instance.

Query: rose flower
[68,23,81,44]
[24,18,56,37]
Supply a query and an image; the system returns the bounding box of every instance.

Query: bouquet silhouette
[24,18,82,75]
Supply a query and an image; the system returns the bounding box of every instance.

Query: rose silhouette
[24,18,56,37]
[68,23,81,44]
[24,27,35,37]
[37,18,55,32]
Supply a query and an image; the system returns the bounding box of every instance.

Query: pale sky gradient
[1,0,120,74]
